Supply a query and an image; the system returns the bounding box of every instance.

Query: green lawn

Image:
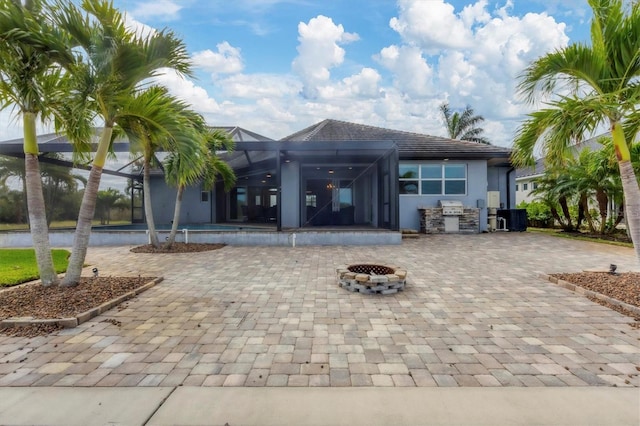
[0,249,70,286]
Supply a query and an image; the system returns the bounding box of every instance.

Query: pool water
[96,224,265,231]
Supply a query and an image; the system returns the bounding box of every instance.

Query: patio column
[276,148,282,231]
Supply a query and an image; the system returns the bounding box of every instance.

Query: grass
[0,249,70,286]
[527,227,634,248]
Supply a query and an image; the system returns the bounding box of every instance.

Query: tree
[119,87,203,248]
[439,103,491,144]
[96,188,126,225]
[0,0,75,286]
[40,153,85,225]
[164,126,236,248]
[0,155,27,222]
[530,170,576,231]
[55,0,191,286]
[512,0,640,263]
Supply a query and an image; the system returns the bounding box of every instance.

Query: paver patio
[0,233,638,388]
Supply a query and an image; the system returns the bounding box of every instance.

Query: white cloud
[291,15,359,98]
[153,69,221,114]
[192,42,244,75]
[390,0,474,52]
[217,73,302,99]
[128,0,182,21]
[380,0,570,145]
[375,45,434,97]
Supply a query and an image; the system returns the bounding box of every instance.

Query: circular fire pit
[336,264,407,294]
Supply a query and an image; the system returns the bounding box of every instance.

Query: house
[515,134,607,205]
[0,119,515,235]
[515,158,545,204]
[149,119,515,233]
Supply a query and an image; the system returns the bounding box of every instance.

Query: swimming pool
[96,223,266,231]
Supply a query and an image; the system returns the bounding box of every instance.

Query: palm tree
[0,155,27,222]
[439,103,491,144]
[55,0,191,285]
[96,188,126,225]
[119,87,203,248]
[531,170,576,231]
[164,126,236,248]
[512,0,640,262]
[0,0,75,286]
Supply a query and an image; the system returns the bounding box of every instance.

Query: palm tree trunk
[579,194,596,233]
[595,189,608,234]
[559,196,573,230]
[617,160,640,261]
[23,112,58,286]
[611,122,640,262]
[165,184,184,248]
[62,127,113,286]
[143,158,160,248]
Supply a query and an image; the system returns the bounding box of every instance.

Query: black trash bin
[497,209,528,232]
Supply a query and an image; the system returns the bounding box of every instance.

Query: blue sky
[0,0,595,148]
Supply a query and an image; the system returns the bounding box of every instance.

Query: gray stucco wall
[398,160,489,232]
[487,166,516,209]
[150,177,211,225]
[281,161,300,228]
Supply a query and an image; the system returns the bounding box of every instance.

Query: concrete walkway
[0,387,638,425]
[0,233,638,424]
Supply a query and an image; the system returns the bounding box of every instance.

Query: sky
[0,0,595,149]
[0,0,597,193]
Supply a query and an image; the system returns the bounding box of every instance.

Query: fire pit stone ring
[336,263,407,294]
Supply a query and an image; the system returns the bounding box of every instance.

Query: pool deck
[0,232,638,424]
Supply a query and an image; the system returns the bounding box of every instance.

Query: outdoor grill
[438,200,464,215]
[438,200,464,232]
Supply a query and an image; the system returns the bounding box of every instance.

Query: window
[399,164,419,194]
[400,163,467,195]
[200,191,209,202]
[515,184,519,191]
[533,182,538,190]
[523,183,528,191]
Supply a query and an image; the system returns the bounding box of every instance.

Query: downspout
[506,167,515,209]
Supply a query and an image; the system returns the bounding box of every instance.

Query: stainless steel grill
[438,200,464,216]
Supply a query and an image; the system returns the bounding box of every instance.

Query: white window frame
[399,163,467,196]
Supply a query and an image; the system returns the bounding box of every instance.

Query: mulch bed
[0,276,155,338]
[551,272,640,325]
[130,243,226,253]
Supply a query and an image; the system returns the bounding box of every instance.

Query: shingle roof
[515,133,610,178]
[280,119,512,160]
[515,158,546,178]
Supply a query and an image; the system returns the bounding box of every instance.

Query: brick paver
[0,233,638,387]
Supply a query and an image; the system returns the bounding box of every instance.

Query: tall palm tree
[54,0,191,285]
[439,103,491,144]
[0,0,75,286]
[164,126,236,248]
[512,0,640,262]
[119,87,203,248]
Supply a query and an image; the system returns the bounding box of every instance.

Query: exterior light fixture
[328,170,334,174]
